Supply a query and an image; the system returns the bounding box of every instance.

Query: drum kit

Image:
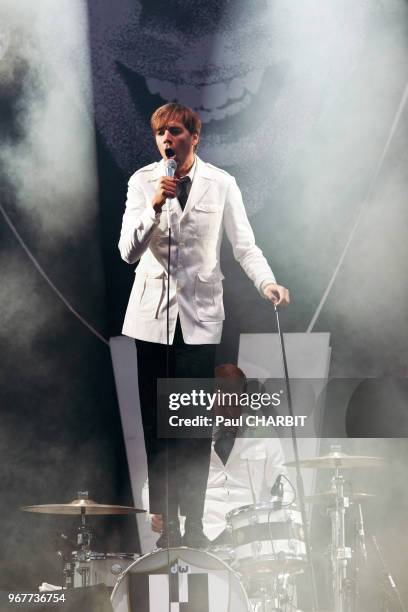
[21,448,403,612]
[22,492,143,591]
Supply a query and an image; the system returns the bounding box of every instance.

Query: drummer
[148,363,292,546]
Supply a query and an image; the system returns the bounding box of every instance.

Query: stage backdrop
[1,0,408,595]
[89,0,408,377]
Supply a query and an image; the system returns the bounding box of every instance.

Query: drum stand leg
[251,573,292,612]
[328,465,352,612]
[62,559,75,589]
[73,494,94,588]
[371,535,408,612]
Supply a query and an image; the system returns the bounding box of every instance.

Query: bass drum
[111,547,251,612]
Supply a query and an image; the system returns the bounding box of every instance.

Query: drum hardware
[21,491,146,515]
[70,492,94,588]
[61,558,75,590]
[21,490,145,589]
[246,570,301,612]
[284,451,385,470]
[346,501,368,612]
[55,532,76,589]
[227,502,306,576]
[72,552,137,589]
[371,535,407,612]
[304,492,374,506]
[325,450,384,612]
[284,446,385,612]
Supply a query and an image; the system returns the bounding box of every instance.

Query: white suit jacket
[119,156,275,344]
[203,430,288,540]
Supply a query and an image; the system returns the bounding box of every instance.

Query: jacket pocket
[194,202,220,213]
[194,201,222,237]
[138,272,166,319]
[194,272,225,322]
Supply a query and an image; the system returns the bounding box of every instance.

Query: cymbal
[305,491,374,505]
[284,451,385,469]
[21,497,146,515]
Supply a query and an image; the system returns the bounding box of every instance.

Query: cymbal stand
[57,533,75,589]
[327,463,352,612]
[350,511,360,612]
[73,491,93,588]
[350,501,368,612]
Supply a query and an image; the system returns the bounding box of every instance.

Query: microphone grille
[165,158,177,171]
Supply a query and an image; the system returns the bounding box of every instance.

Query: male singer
[119,103,289,549]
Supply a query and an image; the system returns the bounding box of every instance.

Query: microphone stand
[273,304,319,612]
[164,156,177,612]
[164,158,176,386]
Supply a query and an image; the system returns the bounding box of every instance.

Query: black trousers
[136,320,216,519]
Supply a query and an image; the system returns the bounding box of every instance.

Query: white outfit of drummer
[204,428,288,541]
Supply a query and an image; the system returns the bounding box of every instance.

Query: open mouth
[164,147,175,158]
[117,61,288,142]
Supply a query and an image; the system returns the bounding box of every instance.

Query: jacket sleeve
[223,177,276,296]
[118,175,160,264]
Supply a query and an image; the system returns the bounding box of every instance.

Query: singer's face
[154,121,199,165]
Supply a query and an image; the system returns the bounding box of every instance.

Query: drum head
[111,547,250,612]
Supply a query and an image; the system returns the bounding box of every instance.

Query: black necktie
[214,428,237,465]
[177,176,191,211]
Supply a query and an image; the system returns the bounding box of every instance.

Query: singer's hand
[152,176,179,212]
[263,283,290,306]
[151,513,163,533]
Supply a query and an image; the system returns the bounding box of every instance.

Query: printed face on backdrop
[89,0,371,214]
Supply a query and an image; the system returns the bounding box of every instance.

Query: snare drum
[111,547,251,612]
[72,552,137,588]
[227,502,306,574]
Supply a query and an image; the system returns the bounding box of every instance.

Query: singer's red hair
[150,103,202,138]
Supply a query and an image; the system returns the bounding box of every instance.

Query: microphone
[165,157,177,177]
[164,157,177,229]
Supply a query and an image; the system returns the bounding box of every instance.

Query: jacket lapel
[180,156,212,220]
